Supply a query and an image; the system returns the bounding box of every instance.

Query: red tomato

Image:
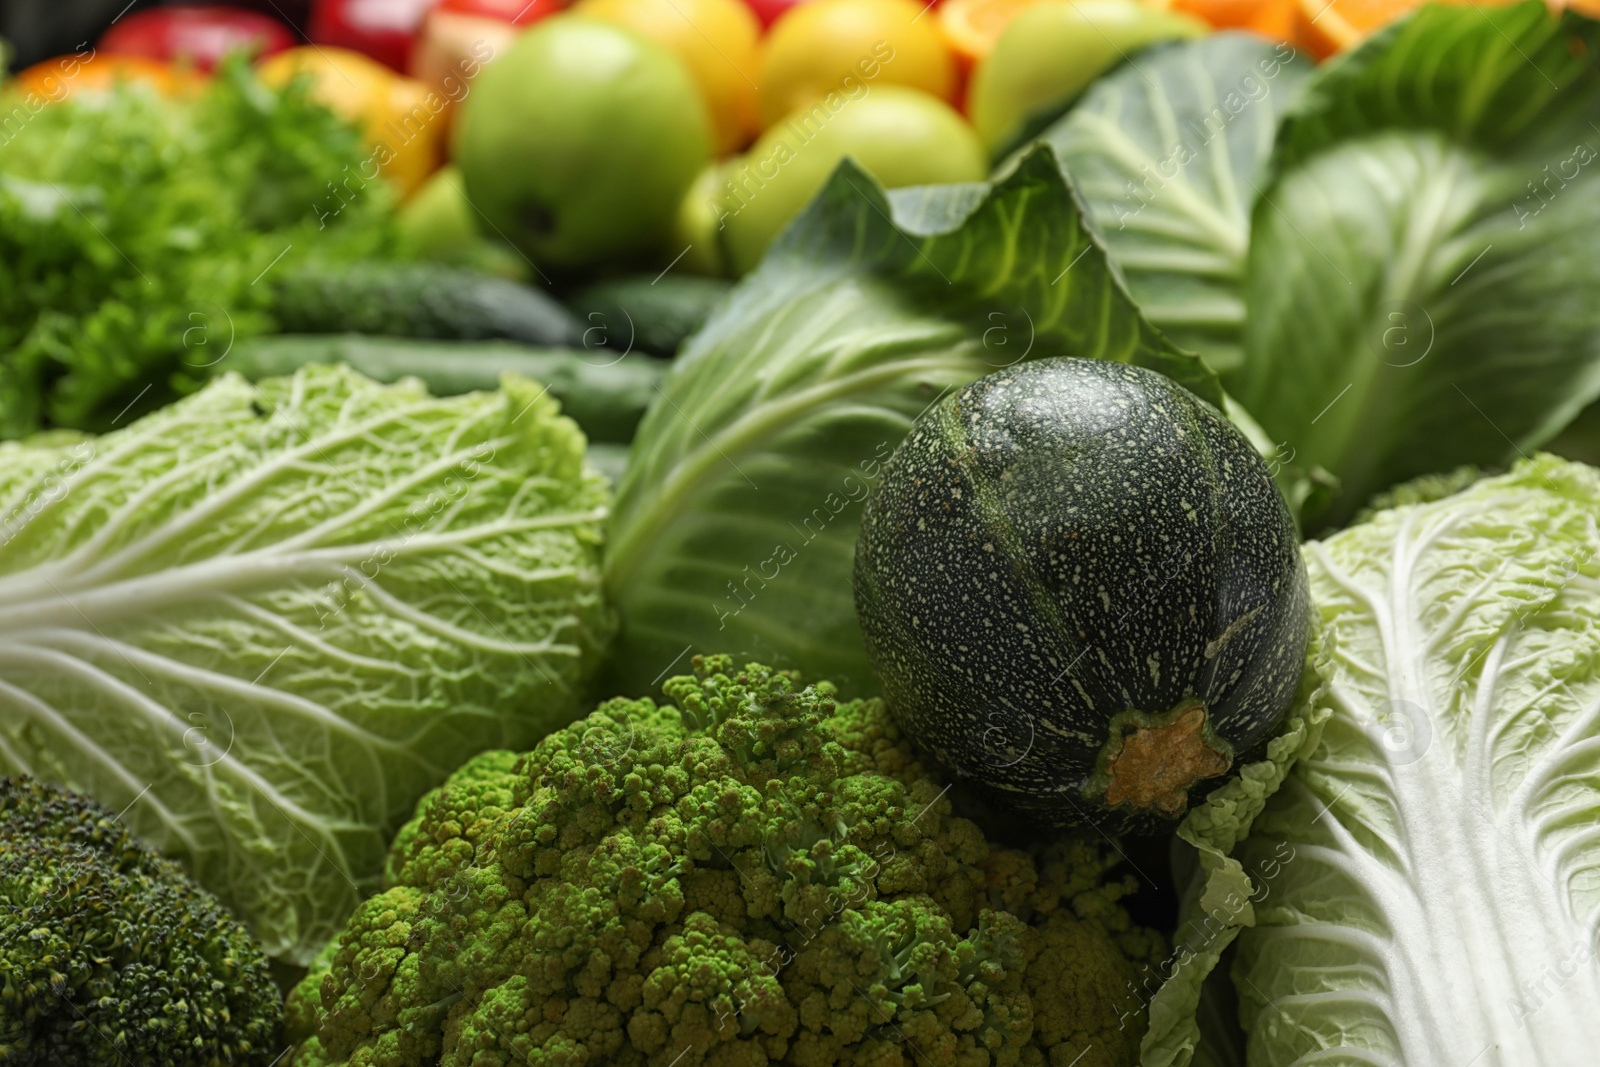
[434,0,564,20]
[309,0,443,72]
[97,6,294,71]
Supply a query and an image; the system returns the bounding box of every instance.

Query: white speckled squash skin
[853,359,1308,834]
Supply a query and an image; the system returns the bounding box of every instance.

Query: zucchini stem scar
[1087,699,1233,816]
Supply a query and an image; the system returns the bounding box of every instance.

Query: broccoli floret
[287,656,1160,1067]
[0,776,283,1066]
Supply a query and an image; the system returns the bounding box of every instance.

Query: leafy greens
[1028,33,1312,374]
[0,364,613,964]
[603,149,1217,696]
[1036,4,1600,528]
[0,59,395,439]
[1222,455,1600,1063]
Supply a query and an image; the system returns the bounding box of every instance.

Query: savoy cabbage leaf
[1222,455,1600,1063]
[0,365,612,964]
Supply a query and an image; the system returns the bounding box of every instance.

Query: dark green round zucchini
[853,359,1308,833]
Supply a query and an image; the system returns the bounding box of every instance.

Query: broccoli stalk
[287,656,1163,1066]
[0,777,283,1066]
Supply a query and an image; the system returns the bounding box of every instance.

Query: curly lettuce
[0,365,612,964]
[0,58,395,438]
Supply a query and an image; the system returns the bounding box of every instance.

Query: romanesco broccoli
[286,656,1163,1066]
[0,777,283,1066]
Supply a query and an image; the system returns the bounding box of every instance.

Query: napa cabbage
[1152,455,1600,1065]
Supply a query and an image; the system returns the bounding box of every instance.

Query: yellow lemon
[577,0,760,154]
[758,0,957,130]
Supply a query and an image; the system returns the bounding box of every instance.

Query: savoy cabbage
[0,365,612,964]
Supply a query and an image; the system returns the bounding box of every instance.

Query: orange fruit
[1292,0,1515,57]
[8,54,202,102]
[1171,0,1295,38]
[257,46,444,197]
[759,0,957,129]
[938,0,1050,69]
[575,0,761,153]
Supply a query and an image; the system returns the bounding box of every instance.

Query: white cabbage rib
[1233,458,1600,1066]
[0,367,612,963]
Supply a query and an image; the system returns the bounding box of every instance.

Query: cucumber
[854,359,1309,834]
[230,335,667,444]
[272,262,584,346]
[566,274,733,358]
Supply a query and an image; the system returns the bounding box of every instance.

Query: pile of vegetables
[4,2,1600,1066]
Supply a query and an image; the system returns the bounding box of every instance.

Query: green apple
[452,16,713,276]
[969,0,1207,151]
[720,84,987,275]
[396,166,531,281]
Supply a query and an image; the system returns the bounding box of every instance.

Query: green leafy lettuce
[0,365,612,964]
[0,58,395,439]
[1038,4,1600,528]
[1215,455,1600,1062]
[604,149,1218,696]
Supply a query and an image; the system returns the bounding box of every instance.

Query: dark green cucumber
[566,274,733,358]
[272,262,584,345]
[230,335,667,444]
[854,359,1308,834]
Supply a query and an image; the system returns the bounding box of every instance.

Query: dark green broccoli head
[287,656,1163,1067]
[0,776,283,1067]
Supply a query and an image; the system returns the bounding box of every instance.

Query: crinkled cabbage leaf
[0,365,612,963]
